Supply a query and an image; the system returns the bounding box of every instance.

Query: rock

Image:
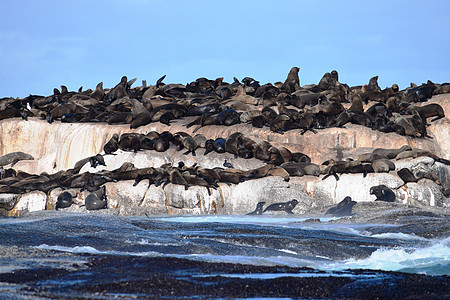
[105,180,149,214]
[163,183,225,215]
[8,191,47,216]
[398,179,446,207]
[227,176,313,214]
[140,184,168,215]
[0,194,20,212]
[0,94,449,216]
[305,173,404,205]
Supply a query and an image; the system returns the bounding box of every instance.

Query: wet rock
[227,176,313,214]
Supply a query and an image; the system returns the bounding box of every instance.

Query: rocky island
[0,68,449,217]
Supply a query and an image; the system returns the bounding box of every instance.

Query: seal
[291,152,311,163]
[322,160,361,181]
[181,171,214,195]
[370,185,396,202]
[397,168,417,183]
[139,135,155,150]
[372,158,395,173]
[281,67,300,93]
[269,114,292,134]
[85,186,107,210]
[406,103,445,124]
[55,191,74,210]
[325,196,356,217]
[118,133,142,153]
[89,154,106,168]
[193,134,207,148]
[203,139,215,155]
[357,153,386,163]
[213,138,226,153]
[263,199,298,214]
[154,132,174,152]
[246,201,266,215]
[216,109,240,126]
[0,152,34,167]
[130,100,152,128]
[266,166,290,181]
[168,168,189,189]
[372,145,412,159]
[393,114,426,138]
[225,132,244,157]
[90,82,104,100]
[267,147,285,166]
[181,136,198,156]
[348,94,364,113]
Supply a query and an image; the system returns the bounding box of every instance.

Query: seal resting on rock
[103,133,119,155]
[0,152,34,167]
[55,191,74,210]
[325,196,356,217]
[369,185,396,202]
[85,186,107,210]
[246,201,266,215]
[263,199,298,214]
[397,168,418,184]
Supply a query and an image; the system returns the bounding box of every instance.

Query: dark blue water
[0,211,449,299]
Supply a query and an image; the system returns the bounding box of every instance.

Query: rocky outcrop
[1,95,449,216]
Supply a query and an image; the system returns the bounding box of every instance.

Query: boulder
[8,191,47,216]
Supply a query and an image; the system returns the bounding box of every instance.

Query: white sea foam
[194,272,378,279]
[36,244,102,254]
[34,244,162,257]
[323,237,450,275]
[370,232,427,241]
[153,215,340,226]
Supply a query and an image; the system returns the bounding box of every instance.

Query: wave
[323,237,450,275]
[34,236,450,276]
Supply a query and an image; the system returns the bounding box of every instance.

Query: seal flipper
[156,75,166,88]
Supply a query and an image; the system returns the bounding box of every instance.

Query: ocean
[0,210,449,299]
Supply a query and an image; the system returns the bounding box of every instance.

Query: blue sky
[1,0,449,98]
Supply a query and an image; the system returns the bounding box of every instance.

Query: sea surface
[0,211,449,299]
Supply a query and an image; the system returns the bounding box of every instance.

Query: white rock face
[10,191,47,216]
[225,176,312,214]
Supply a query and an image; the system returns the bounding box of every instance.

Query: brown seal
[103,133,119,155]
[281,67,300,92]
[406,103,445,124]
[372,145,412,159]
[371,159,395,173]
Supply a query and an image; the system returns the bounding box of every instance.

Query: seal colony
[0,67,449,216]
[0,68,448,137]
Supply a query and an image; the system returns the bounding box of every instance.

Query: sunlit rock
[104,180,149,214]
[9,191,47,216]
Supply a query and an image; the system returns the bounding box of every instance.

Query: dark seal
[246,202,266,215]
[55,191,74,210]
[369,185,396,202]
[85,186,107,210]
[325,196,357,217]
[263,199,298,214]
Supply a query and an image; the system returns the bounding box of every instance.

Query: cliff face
[1,95,449,216]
